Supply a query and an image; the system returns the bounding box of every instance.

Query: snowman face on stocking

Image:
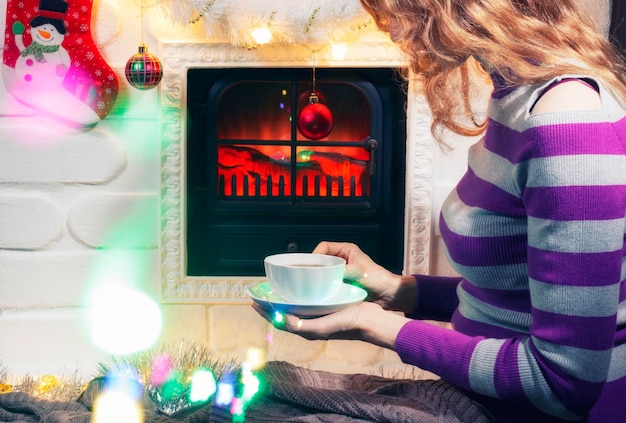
[31,22,66,47]
[3,0,119,128]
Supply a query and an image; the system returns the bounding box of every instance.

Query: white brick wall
[0,0,164,379]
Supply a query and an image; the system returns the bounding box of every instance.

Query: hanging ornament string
[125,0,164,90]
[297,52,334,140]
[312,59,317,97]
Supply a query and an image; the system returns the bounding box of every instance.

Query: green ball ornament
[125,44,163,90]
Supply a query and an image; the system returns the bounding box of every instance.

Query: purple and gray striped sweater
[395,76,626,422]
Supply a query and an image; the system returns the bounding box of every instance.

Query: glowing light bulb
[273,311,284,325]
[230,397,245,422]
[240,367,260,402]
[189,369,217,403]
[215,381,235,407]
[92,390,143,423]
[251,27,272,45]
[150,354,173,385]
[245,348,266,371]
[331,43,348,60]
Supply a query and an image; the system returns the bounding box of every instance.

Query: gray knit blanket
[0,361,493,422]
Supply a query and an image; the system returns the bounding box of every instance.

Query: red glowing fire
[218,145,370,197]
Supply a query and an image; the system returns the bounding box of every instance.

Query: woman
[252,1,626,422]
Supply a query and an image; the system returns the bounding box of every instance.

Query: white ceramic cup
[264,253,346,303]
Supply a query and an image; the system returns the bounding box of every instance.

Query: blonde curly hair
[359,0,626,142]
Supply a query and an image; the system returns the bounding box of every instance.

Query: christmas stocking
[2,0,119,127]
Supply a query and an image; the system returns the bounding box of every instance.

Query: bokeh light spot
[230,397,245,422]
[273,311,284,325]
[331,43,348,60]
[251,27,272,44]
[240,367,260,402]
[189,369,217,403]
[215,373,236,407]
[92,389,144,423]
[244,348,266,371]
[88,284,162,355]
[150,354,174,386]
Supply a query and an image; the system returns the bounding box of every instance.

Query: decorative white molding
[403,87,434,276]
[159,41,434,303]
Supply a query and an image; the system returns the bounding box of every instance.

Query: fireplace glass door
[186,68,407,276]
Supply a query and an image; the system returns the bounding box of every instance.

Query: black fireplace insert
[186,67,407,276]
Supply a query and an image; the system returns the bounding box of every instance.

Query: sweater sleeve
[397,112,626,420]
[410,274,461,321]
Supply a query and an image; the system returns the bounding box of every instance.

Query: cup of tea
[264,253,346,303]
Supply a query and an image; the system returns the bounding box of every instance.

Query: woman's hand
[251,242,417,349]
[251,301,410,350]
[313,241,417,314]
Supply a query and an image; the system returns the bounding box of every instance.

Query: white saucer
[248,282,367,318]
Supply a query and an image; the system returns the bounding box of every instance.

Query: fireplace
[158,41,435,303]
[185,68,408,276]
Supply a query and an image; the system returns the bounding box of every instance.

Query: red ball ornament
[297,93,333,140]
[125,44,163,90]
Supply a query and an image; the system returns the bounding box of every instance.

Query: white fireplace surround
[157,39,435,303]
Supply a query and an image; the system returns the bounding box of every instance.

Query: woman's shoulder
[529,78,601,116]
[490,75,626,131]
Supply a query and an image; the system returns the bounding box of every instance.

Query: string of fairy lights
[0,341,262,420]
